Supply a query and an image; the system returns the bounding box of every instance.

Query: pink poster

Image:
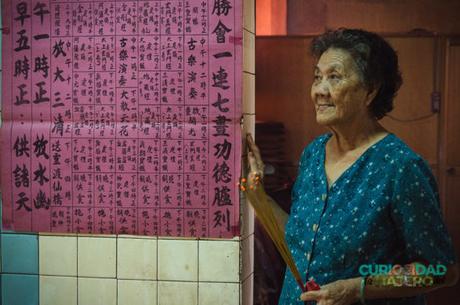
[1,0,242,238]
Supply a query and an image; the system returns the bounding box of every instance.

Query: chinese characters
[2,0,241,238]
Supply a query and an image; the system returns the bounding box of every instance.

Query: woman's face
[311,48,372,126]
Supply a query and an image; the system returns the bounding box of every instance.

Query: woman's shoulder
[382,134,428,163]
[302,133,331,154]
[379,133,434,178]
[298,133,331,164]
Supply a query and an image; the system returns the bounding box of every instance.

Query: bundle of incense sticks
[242,181,307,292]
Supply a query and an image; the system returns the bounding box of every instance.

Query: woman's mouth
[317,104,334,111]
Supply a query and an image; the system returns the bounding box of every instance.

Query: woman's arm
[300,263,459,305]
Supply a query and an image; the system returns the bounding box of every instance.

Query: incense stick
[244,183,307,292]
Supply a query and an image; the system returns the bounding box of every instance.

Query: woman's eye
[313,75,321,81]
[329,74,341,80]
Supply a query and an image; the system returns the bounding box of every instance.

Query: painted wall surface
[257,0,460,36]
[0,1,255,305]
[255,0,286,35]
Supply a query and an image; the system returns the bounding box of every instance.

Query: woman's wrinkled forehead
[315,48,360,76]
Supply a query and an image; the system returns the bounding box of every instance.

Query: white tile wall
[35,234,251,304]
[240,193,255,238]
[78,278,117,305]
[117,237,157,280]
[199,282,240,305]
[39,235,77,276]
[78,237,116,278]
[243,30,255,74]
[118,280,157,305]
[241,234,254,281]
[243,114,256,137]
[199,240,240,282]
[158,239,198,281]
[40,276,77,305]
[242,3,255,304]
[158,281,198,305]
[242,274,254,305]
[243,0,255,33]
[243,73,255,114]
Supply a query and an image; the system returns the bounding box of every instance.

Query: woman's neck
[327,117,387,154]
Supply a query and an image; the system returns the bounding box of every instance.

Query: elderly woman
[247,28,458,305]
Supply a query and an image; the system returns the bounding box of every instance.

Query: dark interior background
[254,1,460,305]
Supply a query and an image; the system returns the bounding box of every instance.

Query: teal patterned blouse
[278,133,456,305]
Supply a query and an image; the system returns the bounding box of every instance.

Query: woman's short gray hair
[311,28,403,120]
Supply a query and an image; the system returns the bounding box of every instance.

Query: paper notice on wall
[1,0,242,238]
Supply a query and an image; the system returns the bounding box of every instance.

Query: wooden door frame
[439,36,460,214]
[438,36,448,214]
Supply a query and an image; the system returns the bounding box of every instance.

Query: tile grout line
[116,236,119,305]
[243,27,255,35]
[37,234,40,304]
[197,240,199,305]
[156,238,159,305]
[0,272,240,283]
[241,271,254,283]
[239,237,242,305]
[76,235,79,305]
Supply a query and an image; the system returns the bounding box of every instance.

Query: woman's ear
[365,84,380,106]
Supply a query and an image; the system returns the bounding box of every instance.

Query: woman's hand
[300,279,360,305]
[245,133,265,191]
[244,133,289,228]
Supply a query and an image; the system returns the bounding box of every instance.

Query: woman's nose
[313,79,329,96]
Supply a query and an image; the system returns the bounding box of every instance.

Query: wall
[257,0,460,36]
[307,0,460,35]
[255,0,286,35]
[0,1,256,305]
[255,37,325,175]
[242,0,256,303]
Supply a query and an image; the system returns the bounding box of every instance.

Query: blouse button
[321,194,327,201]
[306,252,311,260]
[312,224,318,232]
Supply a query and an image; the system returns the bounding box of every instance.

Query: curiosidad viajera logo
[358,263,447,287]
